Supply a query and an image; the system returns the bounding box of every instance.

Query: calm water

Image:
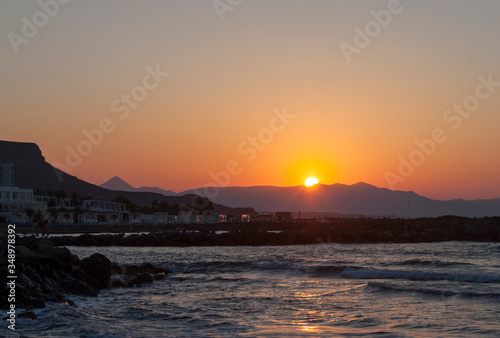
[6,242,500,337]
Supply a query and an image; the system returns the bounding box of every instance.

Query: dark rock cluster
[0,237,170,311]
[49,216,500,247]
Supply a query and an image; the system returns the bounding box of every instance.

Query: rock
[379,230,396,242]
[80,253,112,281]
[75,234,99,246]
[40,247,72,262]
[60,276,98,297]
[70,269,103,292]
[110,262,123,275]
[124,263,153,275]
[132,272,153,285]
[0,238,171,311]
[124,263,171,276]
[109,277,131,288]
[37,238,54,254]
[18,310,37,320]
[153,273,166,280]
[16,245,36,258]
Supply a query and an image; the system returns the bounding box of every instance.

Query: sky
[1,0,500,200]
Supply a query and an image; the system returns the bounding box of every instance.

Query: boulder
[60,276,98,297]
[110,262,123,275]
[16,245,36,258]
[39,247,72,262]
[132,272,153,285]
[18,310,37,320]
[108,277,132,288]
[37,238,54,254]
[70,268,104,292]
[379,230,396,242]
[80,253,112,281]
[153,273,166,280]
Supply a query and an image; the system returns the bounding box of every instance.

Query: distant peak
[100,176,135,190]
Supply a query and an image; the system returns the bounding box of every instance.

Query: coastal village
[0,163,292,227]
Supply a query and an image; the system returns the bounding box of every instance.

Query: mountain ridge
[0,140,255,214]
[4,139,499,218]
[178,183,500,218]
[100,176,176,196]
[99,175,500,218]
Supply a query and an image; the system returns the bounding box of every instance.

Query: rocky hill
[0,140,248,213]
[180,182,500,218]
[100,176,176,196]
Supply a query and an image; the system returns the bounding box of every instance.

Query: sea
[6,241,500,337]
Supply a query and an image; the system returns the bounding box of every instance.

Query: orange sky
[1,1,500,200]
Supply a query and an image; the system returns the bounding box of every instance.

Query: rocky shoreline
[49,217,500,247]
[1,217,498,316]
[0,237,170,313]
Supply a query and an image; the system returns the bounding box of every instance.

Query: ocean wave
[340,267,500,283]
[367,281,500,298]
[168,260,500,283]
[388,259,475,268]
[306,263,499,283]
[167,260,255,273]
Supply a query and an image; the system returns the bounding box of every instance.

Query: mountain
[0,140,256,214]
[180,182,500,218]
[100,176,176,196]
[0,141,201,207]
[0,140,110,197]
[4,140,498,218]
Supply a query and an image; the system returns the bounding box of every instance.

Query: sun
[305,177,319,187]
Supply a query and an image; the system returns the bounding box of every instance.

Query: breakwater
[50,216,500,247]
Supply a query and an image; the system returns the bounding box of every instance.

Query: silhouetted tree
[34,188,45,196]
[70,191,84,224]
[56,190,68,199]
[193,196,214,213]
[24,208,35,221]
[137,205,154,214]
[152,200,169,213]
[168,203,193,215]
[33,212,43,223]
[48,208,59,221]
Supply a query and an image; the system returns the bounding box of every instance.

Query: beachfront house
[80,199,129,226]
[154,212,169,225]
[0,163,47,224]
[129,213,144,226]
[178,210,193,224]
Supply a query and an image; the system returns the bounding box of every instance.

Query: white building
[77,200,128,226]
[81,200,127,213]
[0,186,47,223]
